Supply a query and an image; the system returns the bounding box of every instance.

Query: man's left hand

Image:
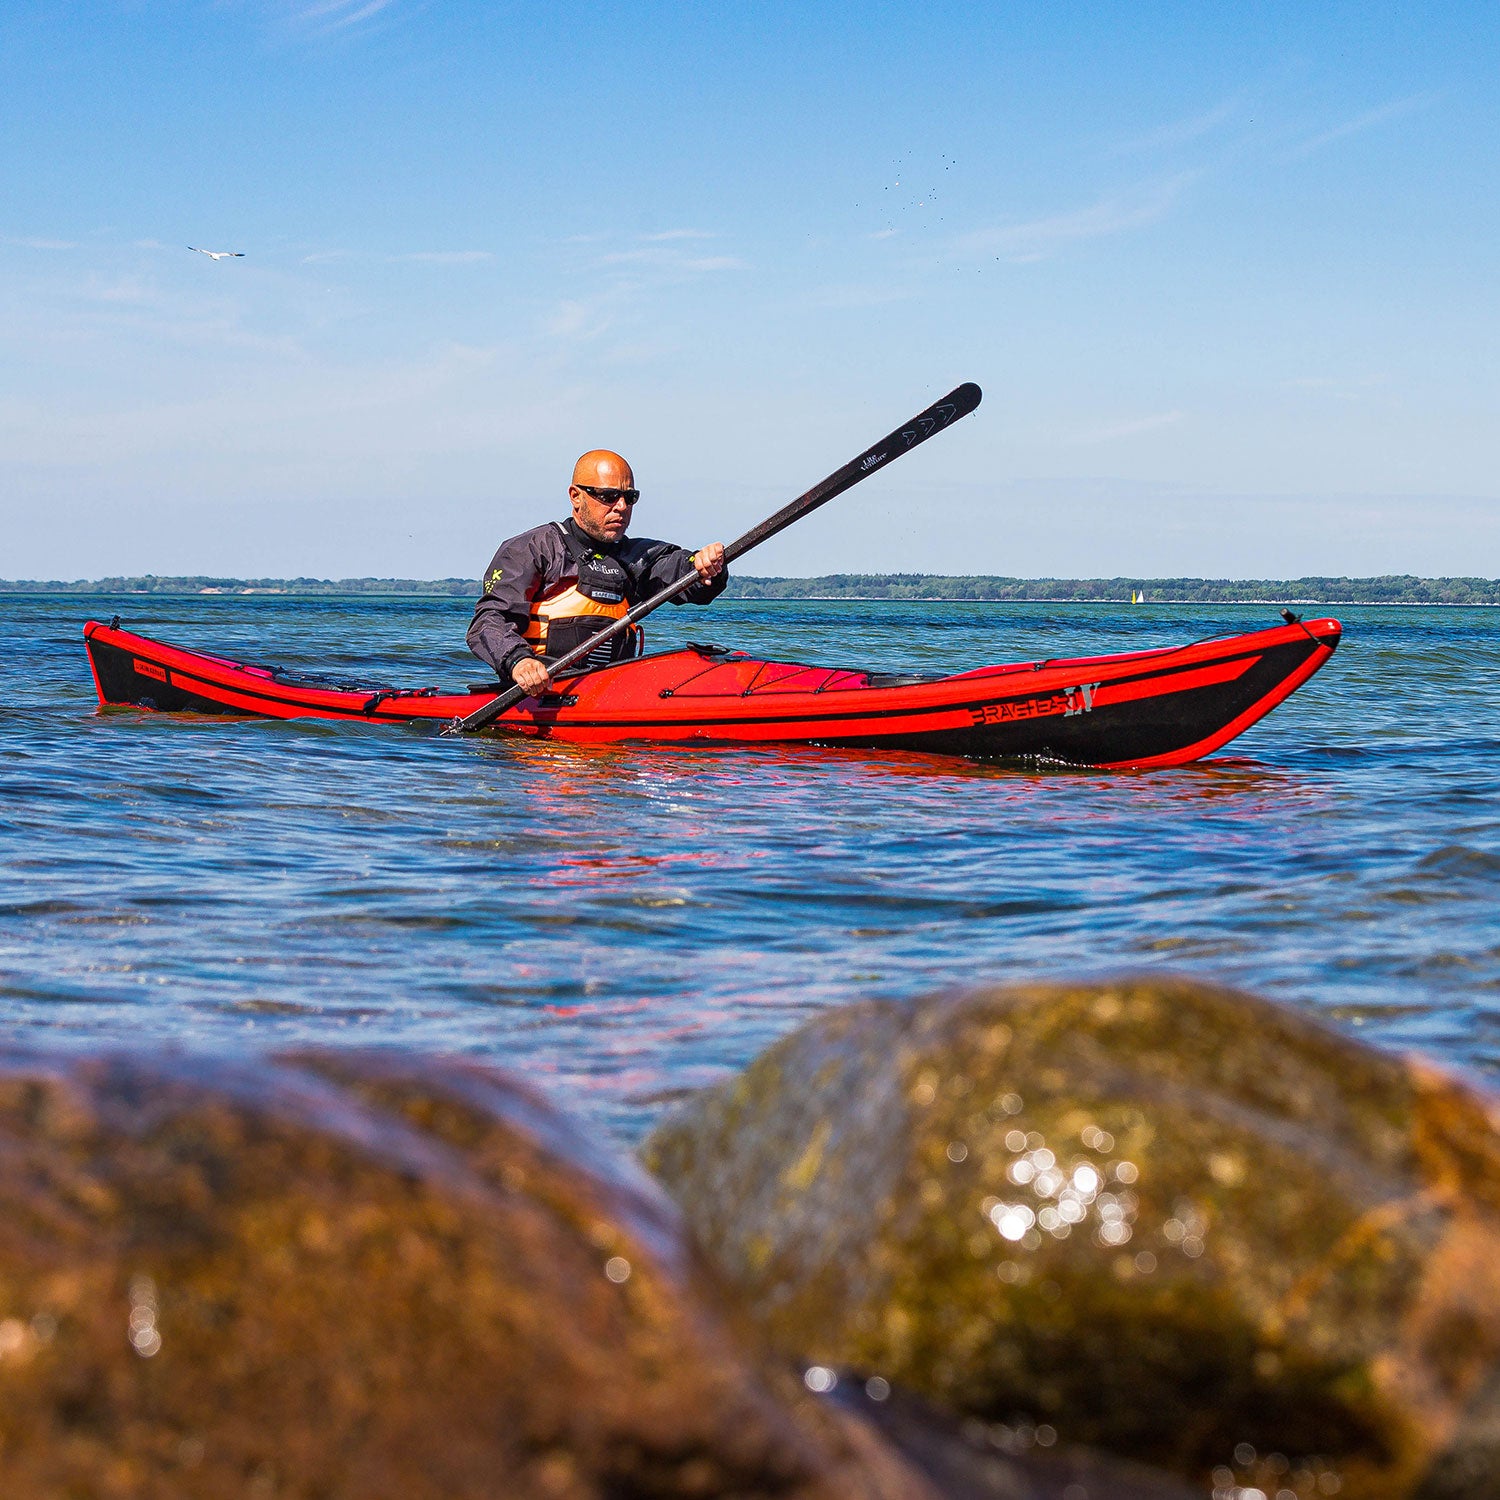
[692,542,726,582]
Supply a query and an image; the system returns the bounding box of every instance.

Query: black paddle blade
[893,381,982,456]
[724,382,982,563]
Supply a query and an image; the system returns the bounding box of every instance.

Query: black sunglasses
[575,484,639,507]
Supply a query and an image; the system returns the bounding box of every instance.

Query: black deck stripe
[166,668,410,721]
[94,633,1316,734]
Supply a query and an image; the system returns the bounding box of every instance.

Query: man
[467,450,727,696]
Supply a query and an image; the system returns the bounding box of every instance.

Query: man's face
[569,456,637,545]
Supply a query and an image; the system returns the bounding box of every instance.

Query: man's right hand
[511,656,551,696]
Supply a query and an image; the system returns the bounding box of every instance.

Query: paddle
[443,381,983,736]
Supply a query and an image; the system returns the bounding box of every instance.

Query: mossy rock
[643,980,1500,1499]
[0,1048,934,1499]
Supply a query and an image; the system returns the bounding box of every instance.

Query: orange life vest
[522,523,643,668]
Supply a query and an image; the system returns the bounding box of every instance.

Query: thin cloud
[3,235,78,251]
[1108,99,1239,157]
[293,0,402,30]
[297,248,490,265]
[559,230,715,249]
[543,299,611,342]
[390,250,493,264]
[955,174,1195,262]
[1074,411,1185,444]
[597,248,747,272]
[88,276,157,306]
[810,282,918,310]
[1285,373,1390,401]
[1291,93,1436,156]
[261,0,416,44]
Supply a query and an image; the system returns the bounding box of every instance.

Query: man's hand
[510,656,551,696]
[692,542,726,583]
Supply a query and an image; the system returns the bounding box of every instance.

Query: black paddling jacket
[466,518,729,683]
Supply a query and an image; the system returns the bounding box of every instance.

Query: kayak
[82,615,1339,769]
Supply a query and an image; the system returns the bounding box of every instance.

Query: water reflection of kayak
[82,615,1339,769]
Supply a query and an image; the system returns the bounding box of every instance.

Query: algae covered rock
[0,1047,933,1499]
[643,979,1500,1498]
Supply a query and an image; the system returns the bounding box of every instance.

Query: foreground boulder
[0,1048,934,1499]
[644,979,1500,1498]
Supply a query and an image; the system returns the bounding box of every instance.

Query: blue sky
[2,1,1496,579]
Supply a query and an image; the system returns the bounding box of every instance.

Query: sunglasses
[575,484,639,508]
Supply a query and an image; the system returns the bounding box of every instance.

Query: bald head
[569,450,637,544]
[572,450,633,490]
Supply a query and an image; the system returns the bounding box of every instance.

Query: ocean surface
[3,593,1498,1141]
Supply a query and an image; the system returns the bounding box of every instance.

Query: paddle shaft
[446,381,982,734]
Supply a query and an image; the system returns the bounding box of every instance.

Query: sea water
[2,594,1497,1140]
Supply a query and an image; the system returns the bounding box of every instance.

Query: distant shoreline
[4,573,1499,606]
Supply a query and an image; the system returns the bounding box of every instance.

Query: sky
[2,0,1497,580]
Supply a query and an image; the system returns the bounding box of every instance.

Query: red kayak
[82,615,1339,769]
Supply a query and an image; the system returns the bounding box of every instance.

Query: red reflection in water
[489,735,1324,831]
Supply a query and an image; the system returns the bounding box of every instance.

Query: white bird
[187,247,244,260]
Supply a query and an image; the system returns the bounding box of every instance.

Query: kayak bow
[82,616,1339,769]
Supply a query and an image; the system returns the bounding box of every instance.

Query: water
[3,593,1498,1141]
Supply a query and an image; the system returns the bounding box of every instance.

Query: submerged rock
[0,1048,933,1499]
[828,1378,1207,1500]
[643,979,1500,1498]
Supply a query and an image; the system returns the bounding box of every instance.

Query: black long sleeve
[466,527,558,678]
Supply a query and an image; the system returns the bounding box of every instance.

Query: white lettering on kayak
[1064,682,1101,717]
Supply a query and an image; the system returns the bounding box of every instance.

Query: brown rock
[643,979,1500,1498]
[0,1048,936,1499]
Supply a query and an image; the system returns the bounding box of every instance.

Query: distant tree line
[723,574,1500,605]
[3,573,1499,604]
[0,575,479,596]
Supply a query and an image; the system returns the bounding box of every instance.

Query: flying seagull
[187,247,244,260]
